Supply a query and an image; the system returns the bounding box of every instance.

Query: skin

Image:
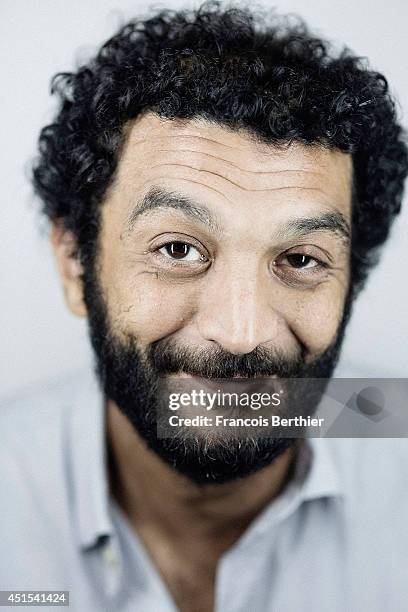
[52,112,352,612]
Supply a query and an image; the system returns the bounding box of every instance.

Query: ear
[51,224,88,318]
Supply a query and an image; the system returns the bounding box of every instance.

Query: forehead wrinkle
[155,150,327,176]
[146,159,341,197]
[124,121,351,183]
[124,115,351,168]
[141,176,234,205]
[129,133,242,152]
[126,114,257,151]
[167,132,241,150]
[147,165,334,196]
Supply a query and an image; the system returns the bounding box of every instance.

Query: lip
[166,373,276,394]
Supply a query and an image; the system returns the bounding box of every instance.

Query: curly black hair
[32,1,408,294]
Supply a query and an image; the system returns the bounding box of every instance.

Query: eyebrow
[126,187,221,233]
[126,186,350,244]
[278,212,351,244]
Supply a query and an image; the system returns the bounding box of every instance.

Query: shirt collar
[67,370,114,550]
[230,438,344,547]
[66,371,344,550]
[301,437,344,502]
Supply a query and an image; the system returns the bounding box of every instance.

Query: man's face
[99,114,351,357]
[57,113,352,483]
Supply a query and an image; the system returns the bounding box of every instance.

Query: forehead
[108,113,352,221]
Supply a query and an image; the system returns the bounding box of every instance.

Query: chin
[143,433,295,485]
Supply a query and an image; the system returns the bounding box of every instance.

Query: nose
[195,262,284,355]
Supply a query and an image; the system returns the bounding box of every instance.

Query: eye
[158,241,206,262]
[281,254,319,269]
[271,248,329,287]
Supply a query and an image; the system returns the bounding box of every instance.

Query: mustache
[147,339,306,379]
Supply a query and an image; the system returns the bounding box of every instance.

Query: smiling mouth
[169,372,277,380]
[168,372,257,381]
[165,373,278,395]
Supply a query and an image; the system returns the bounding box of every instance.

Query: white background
[1,0,407,399]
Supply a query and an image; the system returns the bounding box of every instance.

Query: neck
[106,400,298,547]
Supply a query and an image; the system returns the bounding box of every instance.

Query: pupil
[169,242,189,258]
[287,254,309,268]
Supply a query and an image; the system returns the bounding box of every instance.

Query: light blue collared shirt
[1,371,408,611]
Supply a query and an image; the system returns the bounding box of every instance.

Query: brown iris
[165,242,190,259]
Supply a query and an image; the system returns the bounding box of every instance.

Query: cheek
[105,270,198,345]
[98,226,197,342]
[286,284,346,356]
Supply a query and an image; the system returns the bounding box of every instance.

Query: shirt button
[103,544,118,566]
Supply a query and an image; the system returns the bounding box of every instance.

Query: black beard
[83,267,352,485]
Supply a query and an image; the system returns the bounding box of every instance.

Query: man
[1,4,408,611]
